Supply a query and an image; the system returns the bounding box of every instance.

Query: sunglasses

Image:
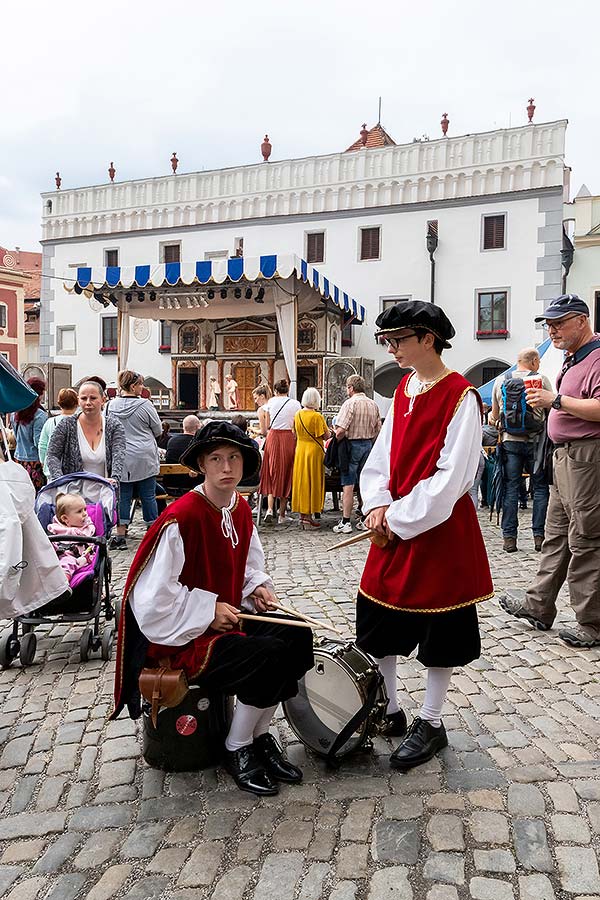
[380,332,418,350]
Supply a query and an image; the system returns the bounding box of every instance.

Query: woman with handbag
[258,380,301,525]
[291,388,329,528]
[112,421,314,797]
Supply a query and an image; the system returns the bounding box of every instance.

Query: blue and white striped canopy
[71,253,366,323]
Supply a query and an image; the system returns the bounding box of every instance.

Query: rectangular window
[234,237,244,258]
[100,316,118,353]
[159,320,172,352]
[0,351,9,361]
[162,243,181,264]
[342,313,354,347]
[360,226,380,261]
[380,295,411,313]
[56,325,76,354]
[482,214,506,250]
[0,305,6,328]
[104,249,119,267]
[477,291,508,336]
[306,232,325,264]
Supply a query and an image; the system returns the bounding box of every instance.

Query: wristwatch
[551,394,562,410]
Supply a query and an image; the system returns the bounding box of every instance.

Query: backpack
[500,372,544,436]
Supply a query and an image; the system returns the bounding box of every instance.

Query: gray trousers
[526,438,600,636]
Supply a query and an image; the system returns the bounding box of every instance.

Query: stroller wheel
[19,632,37,667]
[101,626,115,662]
[80,628,93,663]
[0,633,17,669]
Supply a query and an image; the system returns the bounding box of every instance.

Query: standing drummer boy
[112,421,314,796]
[357,300,493,770]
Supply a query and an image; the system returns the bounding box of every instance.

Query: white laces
[199,485,239,548]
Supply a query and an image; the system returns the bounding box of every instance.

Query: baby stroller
[0,473,119,667]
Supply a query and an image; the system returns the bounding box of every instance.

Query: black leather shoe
[253,733,303,784]
[223,744,279,795]
[390,717,448,771]
[379,709,408,737]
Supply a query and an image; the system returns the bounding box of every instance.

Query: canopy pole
[116,306,122,372]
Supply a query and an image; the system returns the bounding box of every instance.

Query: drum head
[283,648,368,757]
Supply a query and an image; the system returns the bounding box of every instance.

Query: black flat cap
[534,294,590,322]
[179,421,261,483]
[375,299,455,349]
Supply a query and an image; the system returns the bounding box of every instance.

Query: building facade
[564,185,600,328]
[0,248,29,369]
[40,119,569,407]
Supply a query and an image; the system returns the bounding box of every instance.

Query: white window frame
[160,241,182,264]
[99,314,118,352]
[379,294,412,314]
[0,303,7,329]
[474,286,511,337]
[480,212,508,252]
[104,248,120,267]
[358,224,382,262]
[56,325,77,355]
[304,230,326,265]
[0,350,9,361]
[204,250,228,261]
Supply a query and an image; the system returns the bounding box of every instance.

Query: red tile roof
[345,123,397,152]
[0,247,42,299]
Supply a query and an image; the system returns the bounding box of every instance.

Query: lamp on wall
[220,288,228,299]
[245,287,253,300]
[207,289,215,300]
[234,287,242,299]
[255,286,265,303]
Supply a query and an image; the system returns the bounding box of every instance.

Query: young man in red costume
[112,421,313,796]
[357,300,493,770]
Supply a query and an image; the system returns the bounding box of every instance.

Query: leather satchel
[139,660,189,728]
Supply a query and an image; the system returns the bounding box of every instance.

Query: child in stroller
[0,473,119,669]
[48,493,96,583]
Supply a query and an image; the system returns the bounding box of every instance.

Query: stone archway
[464,358,509,388]
[374,362,412,399]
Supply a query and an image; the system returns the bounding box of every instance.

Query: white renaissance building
[39,117,569,410]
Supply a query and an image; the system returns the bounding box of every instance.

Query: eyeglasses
[381,333,418,350]
[543,315,582,331]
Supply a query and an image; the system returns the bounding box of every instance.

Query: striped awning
[69,253,365,323]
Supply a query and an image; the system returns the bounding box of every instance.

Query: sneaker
[498,591,551,631]
[355,519,368,531]
[109,536,127,551]
[389,717,448,771]
[263,510,274,526]
[558,624,600,648]
[503,537,518,553]
[332,520,352,534]
[277,515,295,525]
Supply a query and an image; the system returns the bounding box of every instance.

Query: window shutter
[483,215,505,250]
[164,244,180,263]
[306,232,324,264]
[361,227,380,260]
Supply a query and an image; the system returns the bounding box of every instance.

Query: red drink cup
[523,376,542,392]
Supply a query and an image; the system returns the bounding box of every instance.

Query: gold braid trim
[452,385,479,419]
[358,586,494,613]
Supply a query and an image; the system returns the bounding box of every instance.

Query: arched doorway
[464,358,509,388]
[374,362,412,399]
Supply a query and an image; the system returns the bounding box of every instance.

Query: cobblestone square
[0,505,599,899]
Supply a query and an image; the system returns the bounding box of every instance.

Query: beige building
[564,185,600,329]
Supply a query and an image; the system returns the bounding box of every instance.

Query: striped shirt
[336,392,381,440]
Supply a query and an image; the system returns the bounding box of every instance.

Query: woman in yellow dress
[291,388,329,528]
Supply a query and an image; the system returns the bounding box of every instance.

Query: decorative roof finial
[261,134,272,162]
[360,124,369,147]
[55,171,61,190]
[171,152,179,174]
[108,162,116,183]
[441,113,449,137]
[527,98,536,123]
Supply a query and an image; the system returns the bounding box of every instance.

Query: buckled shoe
[223,744,279,796]
[379,709,408,737]
[253,733,303,783]
[390,717,448,771]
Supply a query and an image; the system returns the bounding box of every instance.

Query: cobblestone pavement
[0,504,599,900]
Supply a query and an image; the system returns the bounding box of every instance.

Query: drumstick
[236,613,314,630]
[270,601,343,636]
[328,530,376,551]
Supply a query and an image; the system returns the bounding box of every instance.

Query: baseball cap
[534,294,590,322]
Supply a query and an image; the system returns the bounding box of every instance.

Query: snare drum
[283,639,388,759]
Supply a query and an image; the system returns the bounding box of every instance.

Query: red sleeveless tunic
[115,490,253,687]
[359,371,493,613]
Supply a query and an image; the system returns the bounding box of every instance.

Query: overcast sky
[2,0,598,251]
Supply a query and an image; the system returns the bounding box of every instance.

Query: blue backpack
[500,372,544,436]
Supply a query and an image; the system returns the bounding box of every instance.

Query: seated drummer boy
[112,421,314,796]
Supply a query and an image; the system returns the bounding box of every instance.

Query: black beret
[374,300,455,349]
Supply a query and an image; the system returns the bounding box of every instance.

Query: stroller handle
[48,535,107,547]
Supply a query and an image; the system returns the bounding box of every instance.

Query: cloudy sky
[2,0,598,251]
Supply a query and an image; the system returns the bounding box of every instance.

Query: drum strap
[325,670,384,769]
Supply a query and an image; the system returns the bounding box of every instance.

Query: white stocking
[253,704,278,738]
[419,667,453,728]
[225,701,265,751]
[374,656,400,714]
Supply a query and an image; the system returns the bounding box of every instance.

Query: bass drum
[283,639,388,758]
